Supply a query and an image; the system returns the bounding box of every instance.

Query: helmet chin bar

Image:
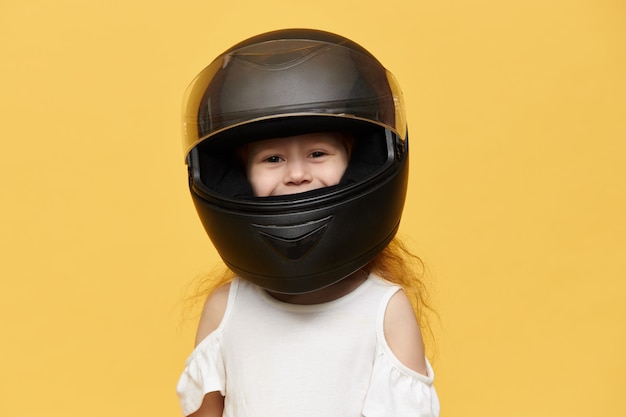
[189,129,409,294]
[227,223,401,295]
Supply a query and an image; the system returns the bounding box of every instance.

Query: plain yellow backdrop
[1,0,625,416]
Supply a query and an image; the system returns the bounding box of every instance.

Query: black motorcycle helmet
[182,28,410,294]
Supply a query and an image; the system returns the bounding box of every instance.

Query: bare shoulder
[188,391,224,417]
[383,289,428,376]
[194,282,231,346]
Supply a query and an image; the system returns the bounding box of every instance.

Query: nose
[284,159,312,186]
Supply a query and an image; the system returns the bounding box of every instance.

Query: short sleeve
[176,331,226,416]
[363,347,440,417]
[363,283,440,417]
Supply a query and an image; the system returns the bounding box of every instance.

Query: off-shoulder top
[177,275,440,417]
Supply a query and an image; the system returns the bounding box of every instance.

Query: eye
[309,151,328,158]
[263,155,284,163]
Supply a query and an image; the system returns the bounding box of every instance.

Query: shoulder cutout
[383,289,428,376]
[194,283,231,347]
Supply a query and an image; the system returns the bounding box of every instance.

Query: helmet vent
[252,216,332,260]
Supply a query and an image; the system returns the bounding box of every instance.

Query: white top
[177,275,440,417]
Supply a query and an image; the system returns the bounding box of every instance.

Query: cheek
[334,154,350,178]
[248,166,274,197]
[323,160,349,184]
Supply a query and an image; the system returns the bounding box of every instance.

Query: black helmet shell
[183,29,410,294]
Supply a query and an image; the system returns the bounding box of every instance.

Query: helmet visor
[182,37,406,158]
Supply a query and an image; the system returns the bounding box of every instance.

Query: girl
[176,29,440,417]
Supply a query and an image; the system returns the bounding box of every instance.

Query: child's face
[245,132,351,197]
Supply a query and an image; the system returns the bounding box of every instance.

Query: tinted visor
[182,36,406,158]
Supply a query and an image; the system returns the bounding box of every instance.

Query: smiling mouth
[272,184,322,196]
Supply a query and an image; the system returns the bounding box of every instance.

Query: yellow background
[1,0,624,416]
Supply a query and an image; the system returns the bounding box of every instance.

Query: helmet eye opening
[189,123,402,204]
